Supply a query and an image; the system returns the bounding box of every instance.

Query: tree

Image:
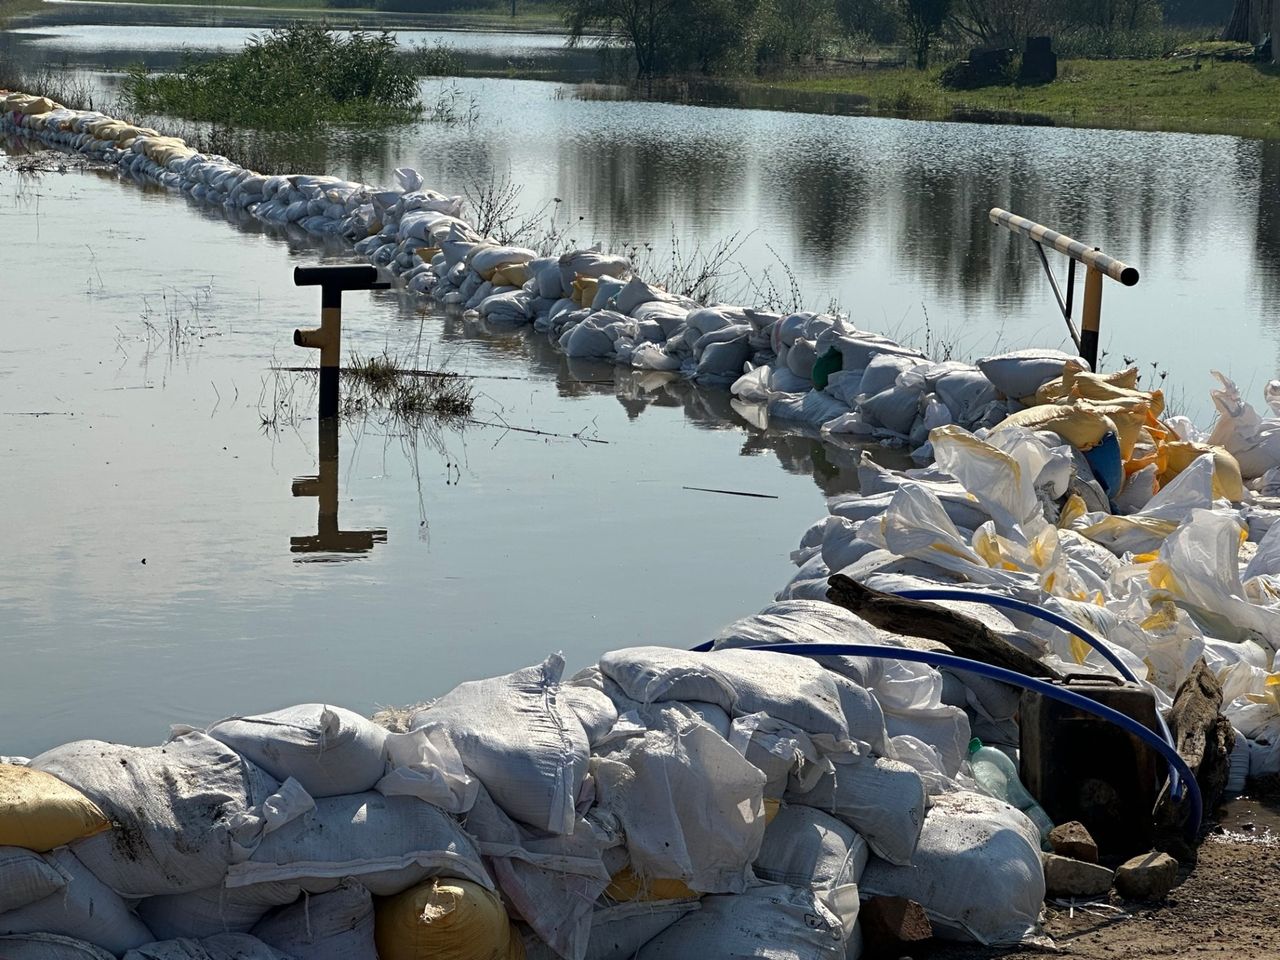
[835,0,901,43]
[565,0,761,77]
[950,0,1059,46]
[756,0,839,65]
[900,0,953,67]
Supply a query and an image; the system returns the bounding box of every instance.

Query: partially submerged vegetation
[122,26,424,131]
[342,349,475,421]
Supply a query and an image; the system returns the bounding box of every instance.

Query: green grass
[760,58,1280,138]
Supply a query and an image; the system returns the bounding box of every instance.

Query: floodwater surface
[4,16,1280,751]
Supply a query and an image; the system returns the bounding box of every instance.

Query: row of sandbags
[1,628,1051,960]
[8,91,1280,501]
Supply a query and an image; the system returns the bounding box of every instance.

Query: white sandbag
[590,275,628,311]
[523,901,699,960]
[860,791,1044,945]
[138,882,301,940]
[696,337,752,380]
[30,733,278,896]
[731,365,773,403]
[730,714,826,799]
[462,786,610,960]
[377,725,477,814]
[754,803,868,890]
[768,391,850,427]
[685,306,748,340]
[122,934,292,960]
[0,934,115,960]
[630,343,682,371]
[615,277,669,316]
[468,245,535,279]
[823,370,863,406]
[227,792,489,894]
[859,383,925,435]
[0,846,66,914]
[934,368,998,424]
[561,683,619,747]
[409,655,589,835]
[828,335,924,372]
[0,849,155,955]
[789,751,925,866]
[252,881,374,960]
[599,646,851,740]
[561,318,618,359]
[786,339,818,382]
[858,353,920,398]
[977,349,1084,400]
[205,704,387,799]
[635,884,845,960]
[532,258,564,300]
[592,707,766,893]
[558,249,631,291]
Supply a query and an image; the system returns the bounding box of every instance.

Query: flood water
[4,11,1280,751]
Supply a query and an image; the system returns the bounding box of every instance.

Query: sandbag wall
[0,639,1049,960]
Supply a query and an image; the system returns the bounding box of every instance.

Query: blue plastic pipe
[698,639,1202,839]
[889,587,1182,798]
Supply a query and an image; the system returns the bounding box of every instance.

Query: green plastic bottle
[968,737,1055,846]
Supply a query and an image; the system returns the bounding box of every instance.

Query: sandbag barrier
[6,89,1280,958]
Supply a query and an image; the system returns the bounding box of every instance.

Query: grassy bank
[759,57,1280,139]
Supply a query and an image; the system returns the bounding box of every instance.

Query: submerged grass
[341,349,475,422]
[760,57,1280,138]
[122,25,424,131]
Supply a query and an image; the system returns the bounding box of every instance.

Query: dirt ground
[929,794,1280,960]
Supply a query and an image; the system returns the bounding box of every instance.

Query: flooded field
[5,13,1280,751]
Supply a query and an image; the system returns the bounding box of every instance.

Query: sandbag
[635,885,845,960]
[0,846,66,914]
[0,849,155,955]
[253,881,375,960]
[599,646,851,740]
[374,878,523,960]
[788,751,925,867]
[978,349,1084,400]
[30,733,278,897]
[410,655,589,835]
[206,703,388,798]
[0,934,115,960]
[592,708,766,894]
[138,882,302,940]
[754,803,868,891]
[0,765,109,852]
[122,934,292,960]
[860,791,1044,946]
[228,791,490,894]
[523,901,699,960]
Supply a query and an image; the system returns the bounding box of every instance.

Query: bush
[122,25,423,131]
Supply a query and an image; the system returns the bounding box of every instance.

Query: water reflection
[291,416,388,559]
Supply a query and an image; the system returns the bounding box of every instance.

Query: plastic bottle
[968,737,1055,846]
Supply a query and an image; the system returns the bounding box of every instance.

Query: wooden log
[825,574,1061,680]
[1156,656,1234,858]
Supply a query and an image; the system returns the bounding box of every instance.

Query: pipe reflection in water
[290,416,388,559]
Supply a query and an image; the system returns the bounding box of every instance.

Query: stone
[1049,820,1099,863]
[859,896,932,958]
[1114,851,1179,901]
[1043,853,1114,898]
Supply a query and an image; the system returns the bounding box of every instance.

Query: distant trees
[565,0,834,76]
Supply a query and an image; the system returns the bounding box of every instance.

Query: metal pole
[1081,262,1104,371]
[293,264,388,419]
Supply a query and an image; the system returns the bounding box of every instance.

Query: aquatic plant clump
[122,26,424,131]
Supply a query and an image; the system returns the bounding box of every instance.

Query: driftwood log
[1156,657,1235,859]
[825,574,1061,680]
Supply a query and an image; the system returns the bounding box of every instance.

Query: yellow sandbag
[1071,399,1150,460]
[1159,441,1243,502]
[995,404,1114,451]
[19,95,58,115]
[604,866,697,902]
[375,879,525,960]
[490,263,530,288]
[416,246,441,263]
[0,765,110,852]
[572,275,599,308]
[1035,363,1141,404]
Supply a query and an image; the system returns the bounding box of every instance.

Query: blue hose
[889,587,1183,799]
[699,639,1202,839]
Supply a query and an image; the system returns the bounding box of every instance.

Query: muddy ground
[931,793,1280,960]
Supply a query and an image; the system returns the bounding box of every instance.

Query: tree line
[564,0,1233,76]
